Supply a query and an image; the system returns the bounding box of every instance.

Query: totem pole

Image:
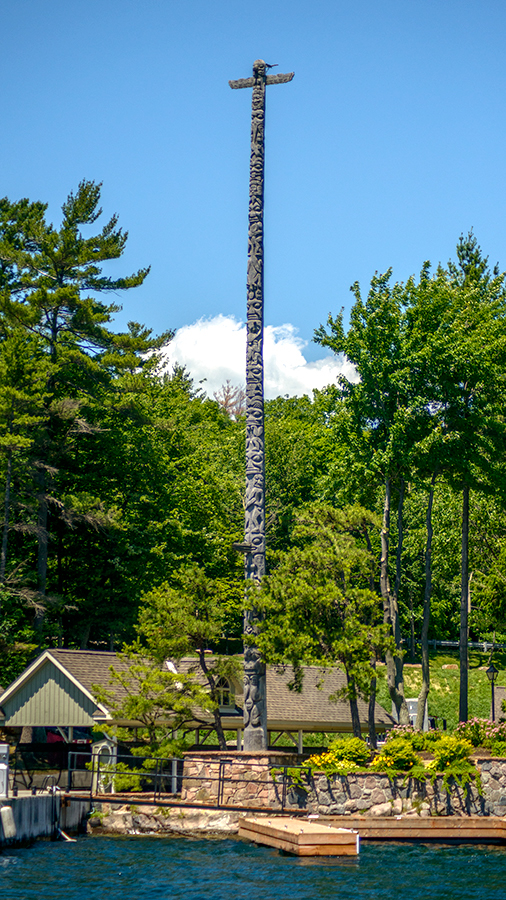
[229,60,294,751]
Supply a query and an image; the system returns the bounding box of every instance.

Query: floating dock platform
[239,816,359,856]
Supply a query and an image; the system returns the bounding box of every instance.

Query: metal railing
[403,638,506,653]
[75,753,311,813]
[70,752,183,799]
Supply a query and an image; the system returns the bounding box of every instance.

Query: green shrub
[423,730,445,747]
[489,740,506,757]
[385,725,425,751]
[370,738,421,774]
[426,735,481,797]
[307,738,370,776]
[328,737,371,766]
[453,717,506,748]
[112,766,143,793]
[385,725,447,751]
[454,718,489,747]
[429,735,473,770]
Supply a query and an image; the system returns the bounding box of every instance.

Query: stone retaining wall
[181,753,506,818]
[181,752,289,808]
[293,758,506,818]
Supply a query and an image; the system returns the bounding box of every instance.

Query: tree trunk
[416,472,437,730]
[459,483,470,723]
[345,670,362,739]
[368,659,377,749]
[199,651,228,750]
[393,477,405,607]
[381,476,409,724]
[409,594,415,660]
[80,623,91,650]
[0,445,13,589]
[35,467,48,630]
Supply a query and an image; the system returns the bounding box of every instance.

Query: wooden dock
[319,815,506,843]
[239,816,360,856]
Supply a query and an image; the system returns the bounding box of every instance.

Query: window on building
[216,677,235,710]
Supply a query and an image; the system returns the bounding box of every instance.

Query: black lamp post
[486,663,499,722]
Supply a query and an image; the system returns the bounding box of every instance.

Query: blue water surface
[1,836,506,900]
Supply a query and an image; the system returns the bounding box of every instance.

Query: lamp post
[486,663,499,722]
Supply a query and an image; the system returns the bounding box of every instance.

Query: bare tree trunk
[416,472,437,730]
[80,623,91,649]
[381,476,409,724]
[35,467,48,631]
[0,446,13,588]
[345,670,362,739]
[199,651,228,750]
[409,594,415,660]
[368,659,377,749]
[459,484,470,723]
[393,477,405,607]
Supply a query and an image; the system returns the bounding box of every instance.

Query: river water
[1,836,506,900]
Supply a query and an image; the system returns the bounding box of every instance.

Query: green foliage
[425,736,481,797]
[308,737,371,775]
[328,736,371,765]
[107,763,143,793]
[455,717,506,749]
[92,647,212,756]
[385,724,427,751]
[256,504,391,713]
[377,728,481,796]
[370,738,421,774]
[264,395,335,548]
[0,181,171,641]
[427,735,473,768]
[138,564,233,661]
[115,564,243,750]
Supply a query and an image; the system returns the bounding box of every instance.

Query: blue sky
[2,0,506,390]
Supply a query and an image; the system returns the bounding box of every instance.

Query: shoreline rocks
[88,803,242,836]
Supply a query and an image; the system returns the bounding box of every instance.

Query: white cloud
[158,314,356,399]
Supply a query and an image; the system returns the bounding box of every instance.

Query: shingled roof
[0,650,393,734]
[176,657,393,733]
[47,649,133,703]
[0,649,140,728]
[264,665,393,732]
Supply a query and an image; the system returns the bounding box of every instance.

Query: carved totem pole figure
[229,60,294,751]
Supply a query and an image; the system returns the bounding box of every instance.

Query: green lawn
[375,650,506,731]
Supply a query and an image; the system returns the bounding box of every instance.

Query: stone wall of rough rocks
[88,803,242,835]
[181,753,506,818]
[292,758,506,818]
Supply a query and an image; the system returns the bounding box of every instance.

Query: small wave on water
[1,836,506,900]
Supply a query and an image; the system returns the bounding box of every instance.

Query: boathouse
[0,649,393,749]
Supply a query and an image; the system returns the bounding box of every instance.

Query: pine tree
[0,181,169,626]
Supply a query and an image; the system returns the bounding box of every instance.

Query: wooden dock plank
[242,817,357,844]
[239,816,359,856]
[319,816,506,843]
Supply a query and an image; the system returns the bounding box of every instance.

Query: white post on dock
[171,759,178,795]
